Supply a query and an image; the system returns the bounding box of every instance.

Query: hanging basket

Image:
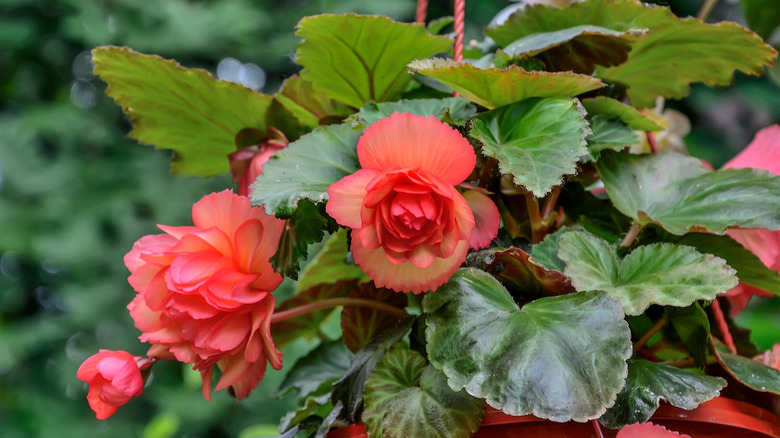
[326,397,780,438]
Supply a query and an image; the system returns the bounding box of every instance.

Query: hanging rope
[416,0,428,24]
[453,0,465,63]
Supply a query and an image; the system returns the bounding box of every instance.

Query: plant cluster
[76,0,780,436]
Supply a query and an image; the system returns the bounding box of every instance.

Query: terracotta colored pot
[326,397,780,438]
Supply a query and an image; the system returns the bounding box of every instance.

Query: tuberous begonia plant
[79,0,780,436]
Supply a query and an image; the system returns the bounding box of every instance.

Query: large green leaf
[423,268,631,422]
[470,98,590,196]
[501,25,646,74]
[350,97,476,128]
[487,0,777,108]
[676,233,780,297]
[714,345,780,395]
[295,14,452,108]
[92,46,274,176]
[278,340,354,399]
[598,150,780,235]
[250,122,362,218]
[275,75,353,129]
[408,59,604,109]
[297,229,368,292]
[363,349,484,438]
[558,231,738,315]
[331,317,415,422]
[599,359,726,428]
[580,97,662,131]
[585,115,638,156]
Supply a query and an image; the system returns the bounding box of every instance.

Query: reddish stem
[452,0,465,97]
[415,0,428,24]
[633,317,668,353]
[592,419,606,438]
[541,186,561,221]
[620,220,642,247]
[525,193,543,243]
[270,297,409,324]
[711,298,737,354]
[646,130,659,154]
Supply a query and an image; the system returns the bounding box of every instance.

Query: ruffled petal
[326,169,381,229]
[357,113,475,185]
[352,238,469,294]
[462,190,500,249]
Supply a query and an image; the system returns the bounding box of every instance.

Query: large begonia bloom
[124,190,284,400]
[721,125,780,314]
[326,112,499,294]
[77,350,150,419]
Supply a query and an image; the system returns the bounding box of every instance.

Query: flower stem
[633,317,668,353]
[592,420,606,438]
[697,0,718,21]
[711,298,737,354]
[646,130,659,153]
[270,297,409,324]
[541,186,561,221]
[525,192,543,243]
[621,220,642,247]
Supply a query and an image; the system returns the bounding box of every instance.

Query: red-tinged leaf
[275,75,353,129]
[341,284,408,353]
[408,59,604,109]
[468,247,573,298]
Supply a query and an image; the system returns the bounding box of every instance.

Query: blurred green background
[0,1,778,437]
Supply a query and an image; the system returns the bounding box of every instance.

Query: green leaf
[279,392,333,435]
[331,317,415,422]
[530,227,571,273]
[500,25,647,74]
[92,46,273,176]
[741,0,780,40]
[278,340,354,399]
[470,97,590,196]
[599,359,726,428]
[580,97,662,131]
[295,14,452,108]
[666,304,710,368]
[675,233,780,297]
[585,115,638,155]
[466,247,573,299]
[275,75,354,129]
[270,199,338,279]
[423,268,632,422]
[559,231,738,315]
[297,229,368,292]
[427,16,454,35]
[714,346,780,395]
[250,122,362,218]
[350,97,476,128]
[363,349,484,438]
[341,284,408,353]
[598,150,780,235]
[408,59,604,109]
[486,0,777,108]
[272,280,357,347]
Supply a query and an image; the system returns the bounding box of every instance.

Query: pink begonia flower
[77,350,153,419]
[721,125,780,314]
[326,112,500,294]
[124,190,285,400]
[755,343,780,370]
[228,128,288,196]
[617,422,692,438]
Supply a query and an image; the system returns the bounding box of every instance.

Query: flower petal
[352,238,469,294]
[357,113,475,185]
[327,169,381,229]
[723,124,780,174]
[462,190,500,249]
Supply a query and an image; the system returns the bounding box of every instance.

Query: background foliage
[0,0,777,437]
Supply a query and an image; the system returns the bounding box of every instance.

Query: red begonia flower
[124,190,284,400]
[77,350,151,419]
[721,125,780,314]
[326,113,499,293]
